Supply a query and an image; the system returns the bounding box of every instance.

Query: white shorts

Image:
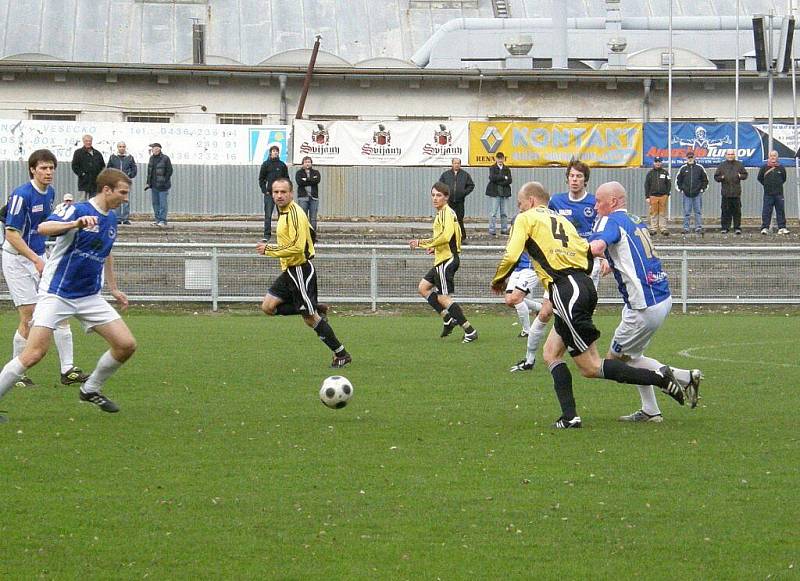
[590,257,602,290]
[609,297,672,359]
[505,268,539,295]
[2,251,43,307]
[32,293,121,333]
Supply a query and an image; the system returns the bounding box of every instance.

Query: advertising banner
[292,120,469,166]
[0,119,289,165]
[643,122,763,167]
[753,123,800,165]
[468,121,643,167]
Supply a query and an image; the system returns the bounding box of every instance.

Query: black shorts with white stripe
[268,261,319,315]
[422,254,460,296]
[550,272,601,356]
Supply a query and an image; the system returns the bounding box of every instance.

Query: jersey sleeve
[589,215,621,246]
[4,193,28,231]
[265,206,308,258]
[418,209,453,249]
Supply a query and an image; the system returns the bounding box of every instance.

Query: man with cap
[145,143,173,228]
[54,193,75,214]
[676,150,708,234]
[644,157,671,236]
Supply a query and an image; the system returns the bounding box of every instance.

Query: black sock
[276,303,301,316]
[601,359,666,388]
[446,302,474,332]
[550,361,576,419]
[425,291,444,314]
[313,319,344,353]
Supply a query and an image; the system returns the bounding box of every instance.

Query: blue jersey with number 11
[590,209,670,309]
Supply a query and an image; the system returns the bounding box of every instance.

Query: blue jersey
[548,192,597,239]
[510,213,532,271]
[590,209,671,309]
[2,181,56,255]
[39,201,118,299]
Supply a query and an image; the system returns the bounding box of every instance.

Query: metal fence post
[370,248,378,312]
[211,246,219,312]
[681,249,688,314]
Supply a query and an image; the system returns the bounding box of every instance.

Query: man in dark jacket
[258,145,289,240]
[71,134,105,199]
[145,143,173,227]
[714,149,748,234]
[295,156,321,232]
[757,150,789,235]
[676,150,708,234]
[106,141,137,224]
[644,157,671,235]
[439,157,475,239]
[485,152,512,236]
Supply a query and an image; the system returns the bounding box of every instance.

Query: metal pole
[668,0,673,221]
[211,246,219,312]
[370,248,378,312]
[681,249,689,314]
[735,0,740,152]
[295,35,322,120]
[768,11,775,152]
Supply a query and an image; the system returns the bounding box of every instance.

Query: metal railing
[2,243,798,312]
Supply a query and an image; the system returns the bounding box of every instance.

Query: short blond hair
[519,181,550,205]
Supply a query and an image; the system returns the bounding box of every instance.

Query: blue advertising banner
[643,123,764,167]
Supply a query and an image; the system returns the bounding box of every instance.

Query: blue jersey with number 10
[39,201,118,299]
[590,209,671,309]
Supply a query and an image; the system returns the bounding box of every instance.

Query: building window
[217,114,263,125]
[126,113,172,123]
[29,111,78,121]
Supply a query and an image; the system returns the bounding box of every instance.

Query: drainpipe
[642,78,651,122]
[279,74,288,125]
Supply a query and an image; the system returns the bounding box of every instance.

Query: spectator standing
[644,157,671,236]
[71,134,105,199]
[439,157,475,240]
[485,152,512,236]
[676,150,708,234]
[714,149,748,235]
[757,150,790,235]
[295,156,321,232]
[145,143,173,228]
[258,145,289,241]
[106,141,137,225]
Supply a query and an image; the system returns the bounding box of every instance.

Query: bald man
[589,181,702,420]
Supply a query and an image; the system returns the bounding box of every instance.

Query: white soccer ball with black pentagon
[319,375,354,409]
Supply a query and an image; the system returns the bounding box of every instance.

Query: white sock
[53,323,74,373]
[514,302,531,333]
[82,351,123,394]
[526,317,548,364]
[0,357,27,399]
[628,356,663,415]
[13,331,26,358]
[524,298,543,313]
[671,367,691,387]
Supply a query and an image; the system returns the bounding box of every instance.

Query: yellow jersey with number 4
[492,205,591,288]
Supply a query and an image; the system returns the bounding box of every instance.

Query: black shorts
[268,261,319,315]
[422,255,460,296]
[550,272,600,356]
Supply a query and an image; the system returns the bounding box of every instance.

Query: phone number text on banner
[293,120,469,166]
[468,121,643,167]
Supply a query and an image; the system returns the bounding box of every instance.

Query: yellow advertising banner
[469,121,643,167]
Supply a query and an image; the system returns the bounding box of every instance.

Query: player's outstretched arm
[589,239,607,257]
[38,215,98,237]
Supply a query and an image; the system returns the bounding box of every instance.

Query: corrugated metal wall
[2,161,797,220]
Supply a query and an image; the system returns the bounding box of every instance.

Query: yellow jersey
[492,205,591,288]
[263,200,315,271]
[418,205,461,266]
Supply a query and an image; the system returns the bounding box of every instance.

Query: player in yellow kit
[256,178,351,368]
[492,182,684,429]
[410,182,478,343]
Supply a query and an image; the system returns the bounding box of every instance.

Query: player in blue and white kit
[503,246,542,337]
[2,149,89,388]
[589,181,702,420]
[0,169,137,422]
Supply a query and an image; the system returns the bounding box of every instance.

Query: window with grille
[126,114,172,123]
[29,111,78,121]
[217,114,263,125]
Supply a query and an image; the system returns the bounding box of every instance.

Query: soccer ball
[319,375,354,409]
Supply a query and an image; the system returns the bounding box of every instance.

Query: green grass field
[1,308,798,579]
